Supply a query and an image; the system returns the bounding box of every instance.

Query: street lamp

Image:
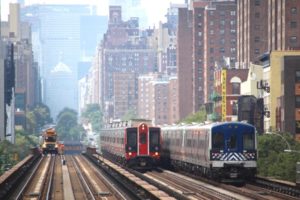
[266,132,291,152]
[284,149,300,154]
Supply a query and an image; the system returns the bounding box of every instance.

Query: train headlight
[155,152,159,156]
[129,152,132,156]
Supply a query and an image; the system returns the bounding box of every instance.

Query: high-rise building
[47,61,75,120]
[138,73,178,125]
[237,0,300,67]
[1,3,39,142]
[109,0,148,28]
[177,0,236,119]
[21,4,107,119]
[201,1,237,103]
[156,4,183,75]
[177,5,193,120]
[99,6,157,120]
[0,39,4,141]
[113,72,137,119]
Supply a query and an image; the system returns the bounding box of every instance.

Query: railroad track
[4,152,300,200]
[17,155,55,200]
[71,155,120,200]
[148,168,300,200]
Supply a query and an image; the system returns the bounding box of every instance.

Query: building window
[230,11,236,16]
[210,30,214,35]
[255,49,260,54]
[220,38,225,44]
[255,36,260,42]
[231,48,236,53]
[255,0,260,6]
[210,21,214,26]
[255,25,260,30]
[232,102,238,115]
[219,47,225,53]
[296,71,300,82]
[220,11,225,16]
[296,96,300,108]
[291,21,297,28]
[220,29,225,35]
[291,7,297,14]
[290,36,297,44]
[220,20,225,25]
[209,11,214,15]
[255,12,260,18]
[231,39,236,44]
[210,48,214,53]
[232,83,240,94]
[198,32,202,36]
[230,20,236,25]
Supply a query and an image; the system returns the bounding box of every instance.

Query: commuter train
[100,119,161,169]
[161,121,257,182]
[40,127,58,154]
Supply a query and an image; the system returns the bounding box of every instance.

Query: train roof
[103,119,154,129]
[161,121,255,130]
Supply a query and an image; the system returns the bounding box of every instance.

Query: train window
[212,132,224,149]
[228,133,237,149]
[149,128,160,145]
[243,133,255,149]
[127,128,137,147]
[150,128,160,151]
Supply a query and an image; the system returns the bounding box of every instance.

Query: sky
[1,0,184,27]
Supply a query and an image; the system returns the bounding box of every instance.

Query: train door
[138,123,148,155]
[223,125,242,154]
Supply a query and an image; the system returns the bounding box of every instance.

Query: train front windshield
[126,128,137,151]
[212,124,255,152]
[212,132,224,150]
[45,136,56,142]
[149,128,160,152]
[243,132,255,149]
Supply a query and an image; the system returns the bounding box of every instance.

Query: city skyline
[1,0,184,28]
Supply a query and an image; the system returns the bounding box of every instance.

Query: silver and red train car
[161,121,257,182]
[100,119,161,169]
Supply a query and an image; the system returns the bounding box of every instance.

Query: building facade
[99,6,157,120]
[213,68,248,122]
[237,0,300,67]
[267,51,300,140]
[177,6,193,120]
[138,73,178,125]
[47,62,75,120]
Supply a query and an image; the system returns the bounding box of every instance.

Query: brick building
[237,0,300,67]
[213,68,248,122]
[177,0,237,120]
[99,6,157,120]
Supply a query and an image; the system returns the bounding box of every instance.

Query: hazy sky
[1,0,184,26]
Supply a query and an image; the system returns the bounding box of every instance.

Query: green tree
[26,103,53,135]
[81,104,103,133]
[181,106,207,123]
[56,108,83,141]
[121,109,137,121]
[0,130,38,175]
[257,132,300,181]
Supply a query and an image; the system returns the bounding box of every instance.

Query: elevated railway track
[1,149,300,200]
